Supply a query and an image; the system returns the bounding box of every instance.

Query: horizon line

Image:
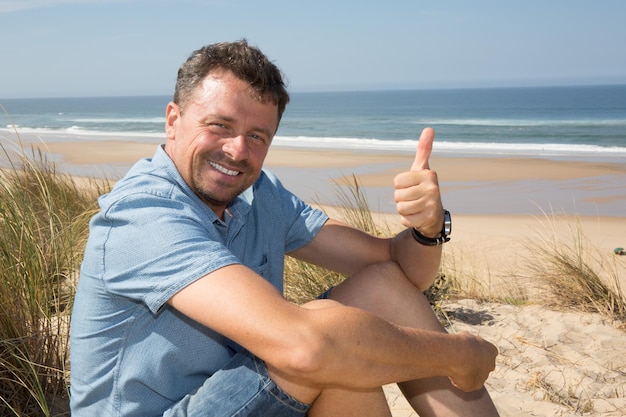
[3,81,626,101]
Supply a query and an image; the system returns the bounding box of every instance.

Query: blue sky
[1,0,625,98]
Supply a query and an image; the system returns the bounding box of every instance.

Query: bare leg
[308,387,392,417]
[329,261,500,417]
[267,299,393,417]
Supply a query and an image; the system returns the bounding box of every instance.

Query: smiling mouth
[209,161,241,176]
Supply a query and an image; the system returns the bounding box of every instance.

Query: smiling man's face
[164,68,279,218]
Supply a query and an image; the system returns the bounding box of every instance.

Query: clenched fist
[394,127,444,237]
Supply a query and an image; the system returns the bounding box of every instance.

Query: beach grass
[524,213,626,325]
[441,247,530,307]
[0,139,109,416]
[524,370,595,414]
[284,175,385,305]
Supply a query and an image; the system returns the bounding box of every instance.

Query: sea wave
[421,118,626,128]
[273,135,626,157]
[1,126,164,139]
[3,126,625,158]
[65,117,166,124]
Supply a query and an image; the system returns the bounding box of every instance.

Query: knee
[363,261,416,293]
[329,261,420,308]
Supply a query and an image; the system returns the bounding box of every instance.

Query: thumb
[411,127,435,171]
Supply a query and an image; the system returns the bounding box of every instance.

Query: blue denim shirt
[69,145,328,416]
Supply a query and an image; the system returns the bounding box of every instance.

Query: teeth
[209,161,240,176]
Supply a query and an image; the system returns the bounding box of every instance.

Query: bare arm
[168,264,496,392]
[291,219,441,292]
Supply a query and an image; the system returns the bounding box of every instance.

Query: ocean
[2,85,626,161]
[2,85,625,216]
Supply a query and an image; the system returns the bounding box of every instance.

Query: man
[70,40,500,416]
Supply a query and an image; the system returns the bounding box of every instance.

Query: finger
[411,127,435,172]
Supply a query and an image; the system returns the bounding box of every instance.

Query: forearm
[291,303,494,392]
[292,220,441,289]
[390,228,442,291]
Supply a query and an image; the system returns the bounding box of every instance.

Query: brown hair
[173,39,290,121]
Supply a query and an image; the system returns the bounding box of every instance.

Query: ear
[165,102,180,140]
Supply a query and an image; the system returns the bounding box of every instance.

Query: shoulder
[99,147,209,218]
[255,169,284,191]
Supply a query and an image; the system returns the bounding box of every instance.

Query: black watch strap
[410,209,451,246]
[411,228,450,246]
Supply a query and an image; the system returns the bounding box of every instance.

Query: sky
[1,0,626,98]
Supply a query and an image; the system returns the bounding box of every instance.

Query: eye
[248,132,269,144]
[208,123,230,134]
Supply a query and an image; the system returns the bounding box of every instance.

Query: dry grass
[284,175,388,304]
[524,213,626,325]
[0,132,109,416]
[440,239,531,307]
[524,371,595,414]
[442,249,496,301]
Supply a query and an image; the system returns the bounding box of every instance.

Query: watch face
[443,210,452,236]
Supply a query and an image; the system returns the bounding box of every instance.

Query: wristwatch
[411,209,451,246]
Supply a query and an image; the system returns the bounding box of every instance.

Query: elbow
[415,271,441,292]
[261,300,347,383]
[273,329,331,382]
[290,339,329,378]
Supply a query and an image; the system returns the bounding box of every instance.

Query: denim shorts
[317,287,334,300]
[164,350,310,417]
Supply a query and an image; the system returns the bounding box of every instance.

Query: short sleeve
[256,170,328,253]
[95,190,240,314]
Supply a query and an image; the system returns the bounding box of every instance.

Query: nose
[222,135,249,161]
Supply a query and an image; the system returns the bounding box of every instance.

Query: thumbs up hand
[394,127,444,237]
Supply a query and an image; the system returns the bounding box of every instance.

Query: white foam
[0,126,165,140]
[65,117,166,124]
[421,118,626,128]
[2,126,625,159]
[273,135,626,157]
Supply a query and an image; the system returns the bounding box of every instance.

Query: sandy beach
[3,134,626,416]
[10,135,625,217]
